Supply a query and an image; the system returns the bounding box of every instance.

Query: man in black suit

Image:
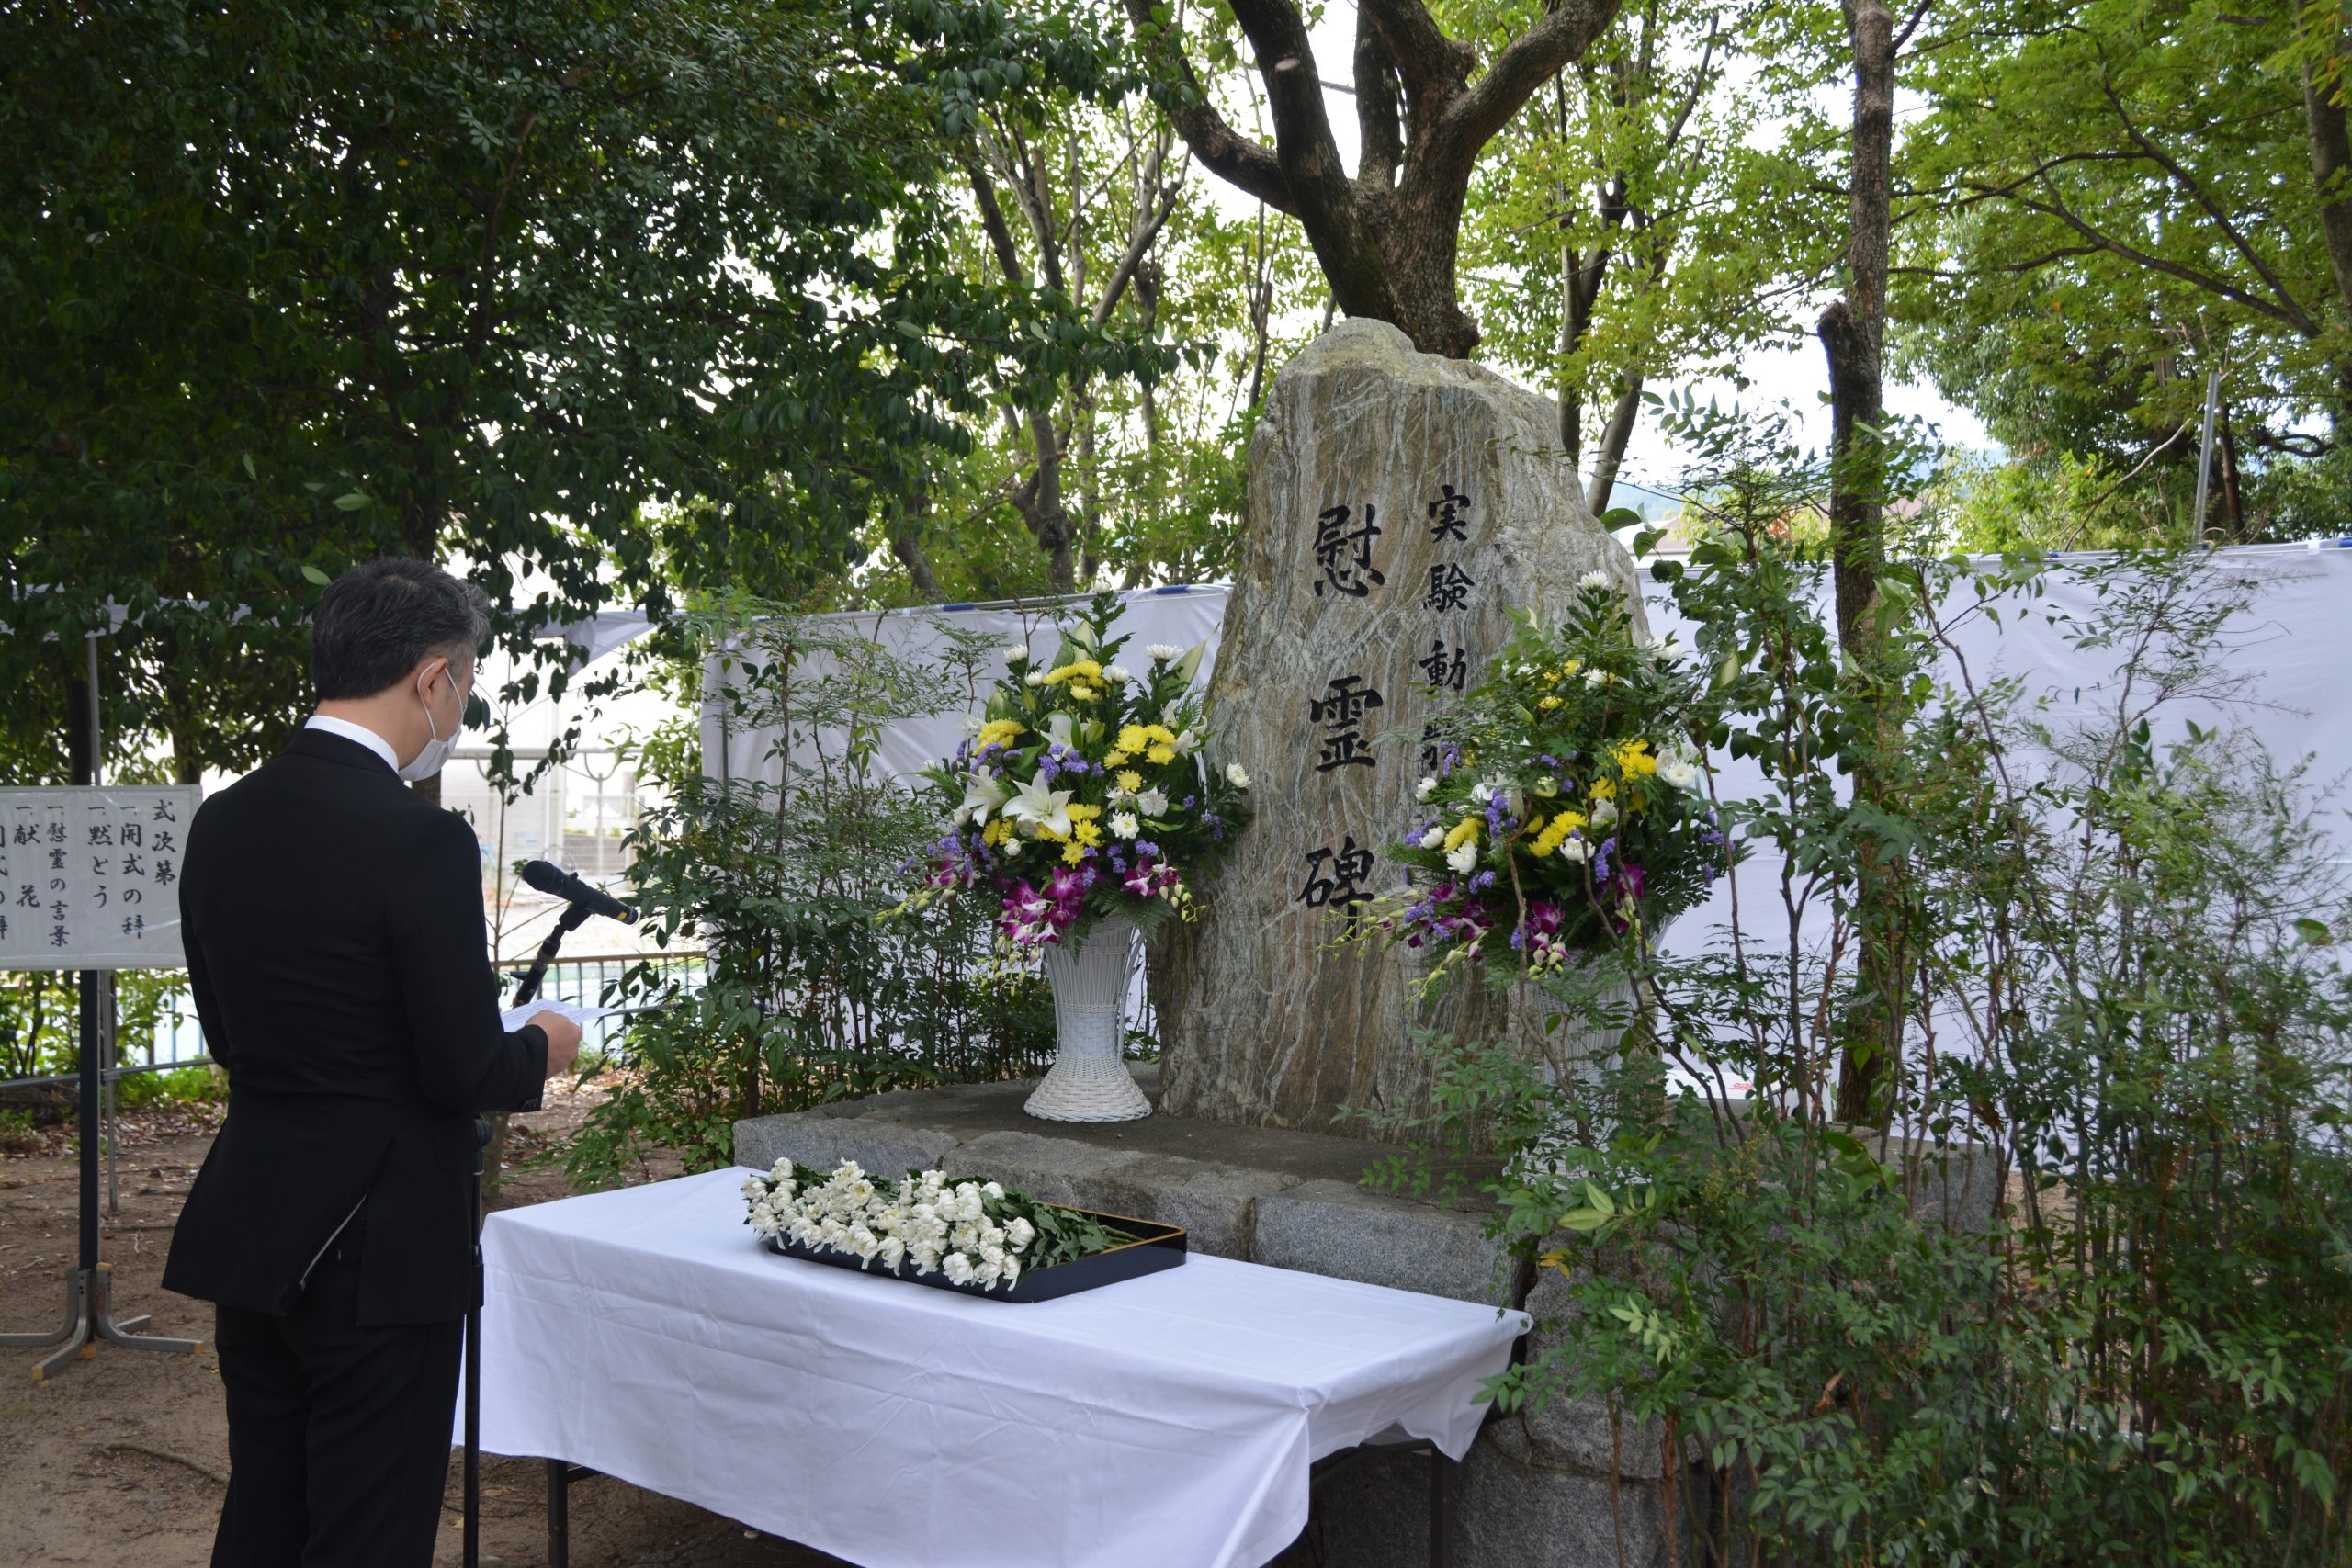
[165,558,584,1568]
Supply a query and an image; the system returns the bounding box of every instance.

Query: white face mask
[396,665,467,783]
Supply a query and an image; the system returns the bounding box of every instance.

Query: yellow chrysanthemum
[1529,810,1587,858]
[1589,778,1617,802]
[1069,683,1098,702]
[1146,743,1176,764]
[1074,821,1103,847]
[1142,724,1177,745]
[1066,803,1102,821]
[981,818,1011,846]
[1613,739,1657,777]
[975,718,1024,750]
[1060,841,1087,865]
[1442,817,1482,853]
[1117,724,1150,753]
[1537,695,1563,712]
[1115,769,1143,793]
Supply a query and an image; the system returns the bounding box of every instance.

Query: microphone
[519,859,639,925]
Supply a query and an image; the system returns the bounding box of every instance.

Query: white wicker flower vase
[1025,917,1152,1122]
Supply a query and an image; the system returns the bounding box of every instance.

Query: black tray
[762,1206,1187,1303]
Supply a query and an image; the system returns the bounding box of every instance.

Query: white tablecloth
[466,1168,1527,1568]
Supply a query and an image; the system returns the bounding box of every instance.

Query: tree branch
[1226,0,1397,321]
[2098,75,2320,337]
[1120,0,1295,213]
[1444,0,1623,175]
[1353,6,1403,187]
[2019,176,2319,334]
[1356,0,1474,107]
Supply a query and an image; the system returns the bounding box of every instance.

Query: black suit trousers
[209,1209,462,1568]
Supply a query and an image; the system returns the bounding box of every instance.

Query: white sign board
[0,787,202,970]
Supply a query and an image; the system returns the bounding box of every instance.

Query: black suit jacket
[163,727,548,1325]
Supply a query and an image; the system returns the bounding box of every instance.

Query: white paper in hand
[500,998,628,1033]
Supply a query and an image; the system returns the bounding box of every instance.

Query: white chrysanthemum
[1557,836,1593,863]
[1147,643,1181,662]
[943,1253,974,1285]
[1591,798,1620,827]
[1024,669,1046,686]
[1103,663,1132,683]
[1445,841,1479,874]
[1226,762,1250,789]
[1419,826,1446,851]
[1658,759,1701,791]
[1004,644,1030,664]
[1584,668,1608,688]
[1578,569,1612,591]
[1417,775,1437,801]
[1112,810,1140,839]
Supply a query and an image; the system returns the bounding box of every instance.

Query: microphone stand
[466,898,594,1568]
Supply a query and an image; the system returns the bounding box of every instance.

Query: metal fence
[1,951,707,1093]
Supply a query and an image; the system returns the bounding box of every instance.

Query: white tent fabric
[699,586,1230,787]
[701,547,2352,961]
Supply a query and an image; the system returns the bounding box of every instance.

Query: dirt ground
[0,1082,846,1568]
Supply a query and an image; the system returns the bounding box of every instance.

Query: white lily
[1136,787,1170,817]
[956,772,1009,826]
[1045,711,1078,749]
[1003,773,1075,840]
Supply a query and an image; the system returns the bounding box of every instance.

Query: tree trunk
[888,492,941,597]
[1825,0,1910,1129]
[1130,0,1622,358]
[2305,51,2352,436]
[1585,371,1644,514]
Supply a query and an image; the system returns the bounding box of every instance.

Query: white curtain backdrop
[701,546,2352,967]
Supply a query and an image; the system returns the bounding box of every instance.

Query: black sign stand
[1,972,203,1376]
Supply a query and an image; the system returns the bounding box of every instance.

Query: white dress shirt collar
[304,714,400,773]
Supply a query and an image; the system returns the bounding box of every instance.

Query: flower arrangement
[898,591,1252,948]
[1379,571,1730,991]
[741,1158,1137,1292]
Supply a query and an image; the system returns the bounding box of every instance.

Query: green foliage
[115,1063,228,1110]
[562,599,1056,1186]
[0,969,194,1087]
[1379,509,2352,1563]
[1897,0,2350,539]
[0,0,1180,773]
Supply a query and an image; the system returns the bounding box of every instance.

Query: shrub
[1378,437,2352,1566]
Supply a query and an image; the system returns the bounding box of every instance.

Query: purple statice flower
[1182,795,1197,809]
[1134,840,1160,860]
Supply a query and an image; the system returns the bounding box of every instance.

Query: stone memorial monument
[1154,318,1643,1134]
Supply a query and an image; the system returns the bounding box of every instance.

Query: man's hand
[527,1010,583,1077]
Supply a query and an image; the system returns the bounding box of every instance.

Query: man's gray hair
[310,559,492,701]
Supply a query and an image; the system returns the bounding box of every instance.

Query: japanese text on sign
[0,788,198,971]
